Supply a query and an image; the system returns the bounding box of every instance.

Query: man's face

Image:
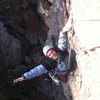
[46,49,58,60]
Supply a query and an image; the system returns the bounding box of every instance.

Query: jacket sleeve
[23,64,48,80]
[58,31,67,51]
[58,17,71,51]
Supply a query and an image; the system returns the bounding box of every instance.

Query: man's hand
[13,76,25,83]
[62,18,71,32]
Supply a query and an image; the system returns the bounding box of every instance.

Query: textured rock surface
[0,21,23,67]
[69,0,100,100]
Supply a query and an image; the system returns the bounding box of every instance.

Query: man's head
[43,44,58,60]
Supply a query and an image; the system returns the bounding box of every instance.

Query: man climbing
[13,19,71,85]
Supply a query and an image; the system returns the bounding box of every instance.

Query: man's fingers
[13,78,22,83]
[13,76,24,84]
[13,79,19,83]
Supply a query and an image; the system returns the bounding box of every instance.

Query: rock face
[69,0,100,100]
[0,1,49,99]
[23,2,48,45]
[0,0,100,100]
[47,0,100,100]
[0,21,23,67]
[46,0,70,44]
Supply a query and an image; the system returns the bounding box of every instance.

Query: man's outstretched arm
[13,64,48,83]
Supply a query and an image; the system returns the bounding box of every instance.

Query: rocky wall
[69,0,100,100]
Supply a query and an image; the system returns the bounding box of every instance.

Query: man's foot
[49,72,61,85]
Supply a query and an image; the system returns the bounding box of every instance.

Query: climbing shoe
[49,72,61,85]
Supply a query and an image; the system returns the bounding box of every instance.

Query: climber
[13,18,71,85]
